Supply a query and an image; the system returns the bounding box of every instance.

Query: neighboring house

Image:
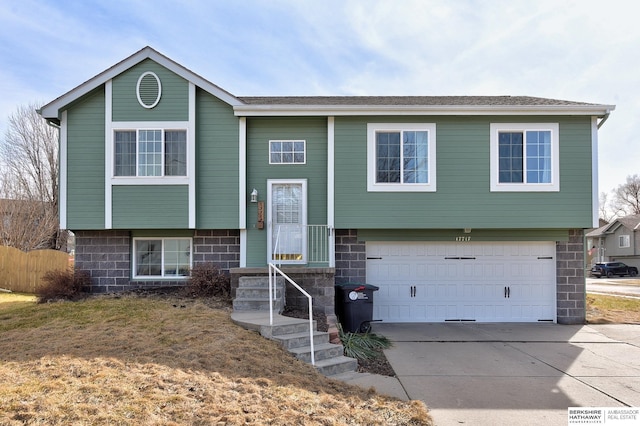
[586,215,640,270]
[38,47,614,325]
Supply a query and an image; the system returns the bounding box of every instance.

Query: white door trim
[267,179,307,264]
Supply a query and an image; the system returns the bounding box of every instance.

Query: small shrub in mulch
[37,269,91,303]
[338,323,392,360]
[182,263,231,300]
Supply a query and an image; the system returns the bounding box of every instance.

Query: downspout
[597,112,610,129]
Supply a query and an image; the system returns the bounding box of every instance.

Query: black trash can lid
[335,282,379,291]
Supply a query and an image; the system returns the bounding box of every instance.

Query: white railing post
[268,263,315,366]
[268,264,274,326]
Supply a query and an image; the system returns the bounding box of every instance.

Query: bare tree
[0,103,60,250]
[612,174,640,216]
[599,191,623,223]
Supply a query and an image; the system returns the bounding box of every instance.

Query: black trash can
[335,283,379,333]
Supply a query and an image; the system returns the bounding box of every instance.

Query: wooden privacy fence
[0,246,71,293]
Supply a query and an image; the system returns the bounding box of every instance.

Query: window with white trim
[490,123,559,192]
[269,140,305,164]
[133,238,192,278]
[619,235,631,248]
[367,123,437,192]
[114,129,187,177]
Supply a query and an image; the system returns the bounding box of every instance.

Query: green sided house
[39,46,614,325]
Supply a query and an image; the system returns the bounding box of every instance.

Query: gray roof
[238,95,599,107]
[39,46,615,121]
[617,214,640,231]
[586,214,640,237]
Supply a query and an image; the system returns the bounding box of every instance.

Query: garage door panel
[367,241,556,323]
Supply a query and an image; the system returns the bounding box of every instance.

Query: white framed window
[490,123,559,192]
[133,237,192,279]
[269,140,306,164]
[114,129,187,177]
[619,235,631,248]
[367,123,437,192]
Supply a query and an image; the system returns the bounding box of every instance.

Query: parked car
[590,262,639,278]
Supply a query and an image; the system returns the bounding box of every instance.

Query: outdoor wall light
[250,188,258,203]
[464,228,472,233]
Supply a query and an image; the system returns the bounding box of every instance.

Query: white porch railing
[268,263,315,365]
[272,224,330,265]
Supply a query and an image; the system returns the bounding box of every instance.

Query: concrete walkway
[370,323,640,426]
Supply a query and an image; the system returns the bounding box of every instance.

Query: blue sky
[0,0,637,195]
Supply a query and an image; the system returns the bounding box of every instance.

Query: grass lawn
[0,293,432,425]
[586,293,640,324]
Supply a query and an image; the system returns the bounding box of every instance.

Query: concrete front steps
[231,276,357,377]
[231,311,358,377]
[232,276,285,312]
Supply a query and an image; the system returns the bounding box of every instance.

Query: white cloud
[0,0,637,194]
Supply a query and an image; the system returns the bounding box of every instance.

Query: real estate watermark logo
[568,407,639,425]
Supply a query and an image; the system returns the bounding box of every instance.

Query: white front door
[366,241,556,322]
[267,180,307,264]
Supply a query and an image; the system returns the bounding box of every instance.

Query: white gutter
[233,104,616,117]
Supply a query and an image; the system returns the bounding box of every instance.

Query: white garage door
[366,241,556,323]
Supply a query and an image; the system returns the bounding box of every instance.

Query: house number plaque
[455,236,471,242]
[257,201,264,229]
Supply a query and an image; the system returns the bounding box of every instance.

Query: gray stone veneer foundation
[74,230,240,293]
[76,228,586,323]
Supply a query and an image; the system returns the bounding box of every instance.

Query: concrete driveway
[372,323,640,426]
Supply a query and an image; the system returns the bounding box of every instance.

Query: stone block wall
[334,229,366,284]
[193,229,241,272]
[556,229,586,324]
[74,230,132,293]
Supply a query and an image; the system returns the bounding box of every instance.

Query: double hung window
[114,129,187,177]
[619,235,631,248]
[367,123,436,192]
[490,123,559,192]
[133,238,191,278]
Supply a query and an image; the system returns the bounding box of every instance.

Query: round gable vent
[136,71,162,108]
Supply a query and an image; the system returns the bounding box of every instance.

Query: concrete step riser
[235,288,283,299]
[238,277,284,289]
[315,357,359,376]
[274,332,329,350]
[232,300,283,311]
[293,345,344,363]
[264,322,317,337]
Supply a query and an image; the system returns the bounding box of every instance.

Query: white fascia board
[40,46,243,120]
[233,104,616,117]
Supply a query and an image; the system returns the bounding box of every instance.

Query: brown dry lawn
[586,293,640,324]
[0,293,432,425]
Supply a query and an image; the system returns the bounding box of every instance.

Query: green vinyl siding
[112,59,188,122]
[195,89,239,228]
[112,185,188,228]
[245,117,328,266]
[334,115,594,230]
[358,228,570,242]
[131,229,194,237]
[66,88,106,229]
